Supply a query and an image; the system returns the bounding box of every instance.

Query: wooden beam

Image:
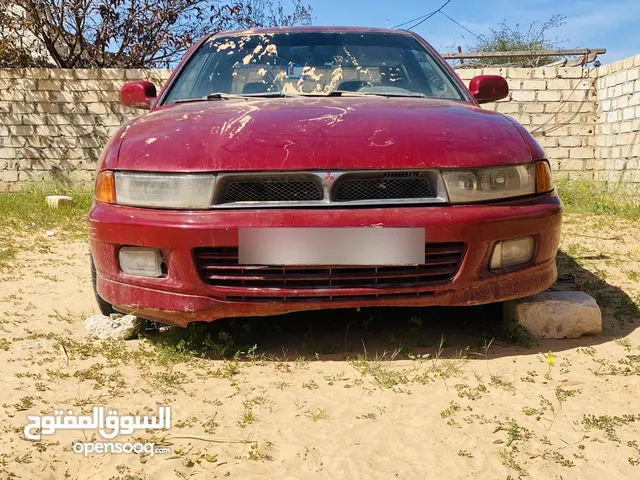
[441,48,607,60]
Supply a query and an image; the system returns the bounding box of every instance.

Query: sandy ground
[1,213,640,480]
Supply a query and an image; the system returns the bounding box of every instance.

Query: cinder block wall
[0,69,171,191]
[595,54,640,183]
[0,56,639,192]
[456,66,598,181]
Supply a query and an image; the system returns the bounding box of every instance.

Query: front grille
[210,170,444,208]
[194,243,465,301]
[220,178,323,203]
[333,172,434,201]
[225,291,437,302]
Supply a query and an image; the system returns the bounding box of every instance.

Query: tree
[469,14,566,67]
[0,0,312,68]
[0,3,51,67]
[214,0,313,29]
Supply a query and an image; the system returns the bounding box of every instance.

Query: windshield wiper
[174,92,290,104]
[209,91,291,99]
[329,90,427,98]
[174,90,427,104]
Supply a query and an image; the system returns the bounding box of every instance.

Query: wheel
[90,253,115,316]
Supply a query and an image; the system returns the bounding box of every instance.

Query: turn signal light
[95,171,116,204]
[535,161,554,193]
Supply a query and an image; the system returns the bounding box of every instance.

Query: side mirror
[468,75,509,104]
[120,81,157,109]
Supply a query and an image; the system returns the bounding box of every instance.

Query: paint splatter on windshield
[166,32,463,103]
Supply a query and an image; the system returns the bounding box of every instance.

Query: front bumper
[89,193,562,326]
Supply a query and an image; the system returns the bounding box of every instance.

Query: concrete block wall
[456,66,598,181]
[0,68,171,191]
[1,56,640,191]
[595,54,640,183]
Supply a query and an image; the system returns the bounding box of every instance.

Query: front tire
[90,253,114,316]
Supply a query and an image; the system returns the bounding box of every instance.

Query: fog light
[490,236,535,270]
[119,247,163,277]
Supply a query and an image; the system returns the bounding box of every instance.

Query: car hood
[113,97,532,172]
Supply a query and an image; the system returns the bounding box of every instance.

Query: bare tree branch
[0,0,312,68]
[467,14,567,68]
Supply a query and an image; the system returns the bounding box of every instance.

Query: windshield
[163,31,466,103]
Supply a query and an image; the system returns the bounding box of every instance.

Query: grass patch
[0,185,93,238]
[582,414,640,442]
[305,407,330,422]
[557,179,640,220]
[0,247,17,269]
[350,346,409,389]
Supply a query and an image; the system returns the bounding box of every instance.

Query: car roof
[209,26,415,37]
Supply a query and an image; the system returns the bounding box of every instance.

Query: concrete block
[26,69,52,80]
[49,69,76,80]
[0,148,17,159]
[504,291,602,339]
[38,79,64,91]
[531,114,555,125]
[522,103,545,113]
[21,113,47,125]
[546,79,573,90]
[522,80,546,90]
[74,69,100,80]
[559,159,585,171]
[49,91,76,103]
[511,90,536,102]
[570,125,595,136]
[558,137,582,148]
[495,103,520,114]
[538,91,562,102]
[87,103,108,114]
[12,103,36,114]
[0,170,18,182]
[100,69,126,80]
[3,136,27,148]
[533,67,557,79]
[46,195,74,209]
[125,69,149,80]
[0,90,25,102]
[558,67,588,79]
[623,107,635,120]
[9,125,35,136]
[36,103,62,114]
[569,147,595,159]
[545,126,571,137]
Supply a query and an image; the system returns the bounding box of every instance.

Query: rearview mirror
[468,75,509,104]
[120,81,157,109]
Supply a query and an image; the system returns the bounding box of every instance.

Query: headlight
[442,163,537,203]
[114,172,216,209]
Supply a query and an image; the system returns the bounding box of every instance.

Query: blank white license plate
[238,228,425,265]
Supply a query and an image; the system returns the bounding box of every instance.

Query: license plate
[238,228,425,265]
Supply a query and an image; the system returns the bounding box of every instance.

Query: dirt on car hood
[113,96,533,172]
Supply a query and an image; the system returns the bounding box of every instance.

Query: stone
[18,339,57,350]
[84,314,144,340]
[505,291,602,339]
[46,195,74,209]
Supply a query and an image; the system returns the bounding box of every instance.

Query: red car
[89,27,562,327]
